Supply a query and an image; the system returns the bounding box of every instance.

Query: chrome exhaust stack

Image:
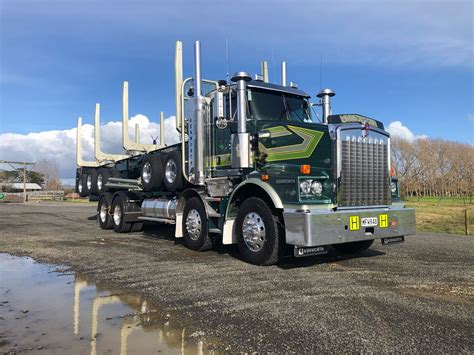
[231,72,252,169]
[317,88,335,124]
[281,61,287,86]
[190,40,206,185]
[261,61,269,83]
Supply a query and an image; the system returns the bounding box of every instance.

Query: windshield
[248,88,312,123]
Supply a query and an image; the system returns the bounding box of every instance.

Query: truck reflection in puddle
[74,274,208,355]
[0,254,212,354]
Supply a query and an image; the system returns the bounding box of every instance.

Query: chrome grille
[338,131,390,207]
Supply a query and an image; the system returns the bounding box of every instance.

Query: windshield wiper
[282,95,291,121]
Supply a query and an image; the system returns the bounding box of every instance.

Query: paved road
[0,202,473,352]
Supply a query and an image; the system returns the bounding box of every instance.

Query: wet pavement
[0,254,214,354]
[0,202,473,352]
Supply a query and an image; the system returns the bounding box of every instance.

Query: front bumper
[283,206,416,247]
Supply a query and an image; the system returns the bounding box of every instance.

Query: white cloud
[0,114,180,180]
[387,121,427,142]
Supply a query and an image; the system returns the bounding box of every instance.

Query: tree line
[391,137,473,200]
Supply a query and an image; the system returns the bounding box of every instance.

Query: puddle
[0,254,216,354]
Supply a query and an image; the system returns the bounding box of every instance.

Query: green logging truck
[75,41,415,265]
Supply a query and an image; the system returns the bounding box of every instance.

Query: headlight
[300,180,311,195]
[391,182,397,194]
[311,181,323,195]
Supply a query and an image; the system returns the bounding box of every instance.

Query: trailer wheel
[87,170,98,194]
[111,194,132,233]
[97,168,119,194]
[333,240,374,254]
[141,155,163,192]
[78,174,88,197]
[235,197,284,266]
[182,197,212,251]
[163,151,183,192]
[79,174,90,197]
[97,193,113,229]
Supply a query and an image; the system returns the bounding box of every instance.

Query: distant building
[1,183,42,192]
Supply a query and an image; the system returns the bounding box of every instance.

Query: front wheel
[235,197,284,266]
[333,240,374,254]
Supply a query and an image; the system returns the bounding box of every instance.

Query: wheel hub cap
[242,212,266,252]
[78,181,83,193]
[97,175,103,190]
[113,204,121,225]
[100,203,107,222]
[86,175,92,190]
[165,160,177,183]
[185,209,201,240]
[142,162,152,184]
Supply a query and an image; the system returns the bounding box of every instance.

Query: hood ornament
[362,122,370,138]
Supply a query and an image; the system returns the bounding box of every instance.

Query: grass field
[405,196,473,235]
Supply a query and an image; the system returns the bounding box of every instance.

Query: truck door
[210,92,235,171]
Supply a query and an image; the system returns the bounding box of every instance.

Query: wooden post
[465,209,469,236]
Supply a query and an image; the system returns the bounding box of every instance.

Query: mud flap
[381,236,405,245]
[294,245,328,258]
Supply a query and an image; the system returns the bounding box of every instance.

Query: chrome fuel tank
[141,198,177,220]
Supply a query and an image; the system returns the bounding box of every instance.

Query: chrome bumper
[283,206,416,247]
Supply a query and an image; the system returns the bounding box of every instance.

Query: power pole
[0,160,36,203]
[23,162,27,202]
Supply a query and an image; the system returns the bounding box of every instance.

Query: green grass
[405,196,473,235]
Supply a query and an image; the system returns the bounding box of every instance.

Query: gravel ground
[0,202,473,353]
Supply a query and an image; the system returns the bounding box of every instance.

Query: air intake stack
[231,71,252,169]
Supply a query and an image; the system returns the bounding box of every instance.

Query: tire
[96,168,119,194]
[162,151,183,192]
[111,193,133,233]
[333,240,374,254]
[97,168,111,195]
[88,169,99,194]
[97,193,113,230]
[78,174,88,197]
[131,222,144,233]
[79,174,90,197]
[235,197,285,266]
[182,197,212,251]
[141,155,163,192]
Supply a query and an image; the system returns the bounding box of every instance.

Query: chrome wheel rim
[185,209,201,240]
[97,175,103,191]
[242,212,266,252]
[113,204,121,226]
[142,162,152,184]
[100,203,107,223]
[165,160,177,183]
[87,175,92,190]
[78,180,83,193]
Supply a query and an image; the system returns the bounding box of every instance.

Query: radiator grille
[338,134,390,207]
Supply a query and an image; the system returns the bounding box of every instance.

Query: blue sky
[0,0,472,180]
